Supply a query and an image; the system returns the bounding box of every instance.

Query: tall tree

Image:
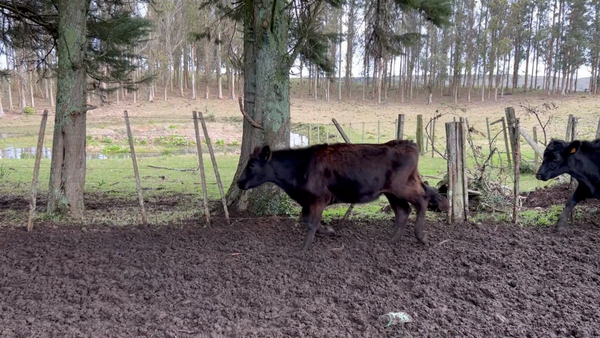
[0,0,152,217]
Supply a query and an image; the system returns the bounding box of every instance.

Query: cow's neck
[270,150,307,192]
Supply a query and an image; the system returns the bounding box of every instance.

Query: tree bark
[47,0,91,217]
[226,0,292,214]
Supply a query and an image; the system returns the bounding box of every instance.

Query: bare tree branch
[238,96,263,129]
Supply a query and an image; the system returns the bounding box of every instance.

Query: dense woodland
[0,0,598,117]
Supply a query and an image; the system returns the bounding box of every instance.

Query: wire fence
[2,109,600,210]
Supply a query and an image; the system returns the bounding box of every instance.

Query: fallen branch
[238,96,263,129]
[147,164,197,172]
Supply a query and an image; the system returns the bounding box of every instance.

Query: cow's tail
[422,182,449,212]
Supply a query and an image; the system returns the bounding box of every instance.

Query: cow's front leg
[386,194,411,244]
[300,204,327,251]
[300,206,335,236]
[556,183,590,232]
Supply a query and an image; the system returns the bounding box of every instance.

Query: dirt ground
[2,189,600,338]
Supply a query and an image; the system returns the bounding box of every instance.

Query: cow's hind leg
[385,194,412,244]
[556,183,590,232]
[301,204,327,251]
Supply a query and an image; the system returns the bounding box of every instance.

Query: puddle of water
[290,132,309,148]
[1,132,310,159]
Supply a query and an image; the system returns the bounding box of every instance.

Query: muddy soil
[2,190,600,338]
[522,182,600,209]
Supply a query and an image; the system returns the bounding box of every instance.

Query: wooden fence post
[396,114,405,140]
[505,107,521,224]
[124,110,148,226]
[596,116,600,139]
[565,114,574,141]
[416,114,423,154]
[27,110,49,232]
[445,121,468,224]
[193,111,211,225]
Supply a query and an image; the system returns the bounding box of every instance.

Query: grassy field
[1,88,598,226]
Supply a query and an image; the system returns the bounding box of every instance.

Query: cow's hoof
[416,233,428,245]
[317,226,336,236]
[555,226,567,234]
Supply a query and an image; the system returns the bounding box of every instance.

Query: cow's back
[305,141,420,203]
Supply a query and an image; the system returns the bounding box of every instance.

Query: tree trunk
[226,0,292,214]
[191,44,197,100]
[48,0,90,217]
[345,0,355,99]
[205,39,211,99]
[217,27,223,99]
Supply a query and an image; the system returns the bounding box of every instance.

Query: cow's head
[536,139,581,181]
[236,145,274,190]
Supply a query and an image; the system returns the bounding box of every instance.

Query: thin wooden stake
[193,111,211,225]
[501,117,511,167]
[199,111,230,224]
[361,122,365,142]
[124,110,148,226]
[430,118,436,158]
[596,116,600,139]
[27,110,48,232]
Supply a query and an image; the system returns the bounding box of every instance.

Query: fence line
[3,107,600,227]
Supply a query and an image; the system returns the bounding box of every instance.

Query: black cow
[536,138,600,232]
[236,140,449,250]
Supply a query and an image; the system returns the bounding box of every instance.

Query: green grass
[0,154,240,200]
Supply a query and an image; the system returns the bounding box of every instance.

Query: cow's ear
[251,146,262,157]
[567,140,581,155]
[260,145,272,161]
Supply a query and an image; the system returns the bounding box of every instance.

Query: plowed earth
[1,189,600,338]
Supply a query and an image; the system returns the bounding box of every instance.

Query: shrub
[23,106,35,115]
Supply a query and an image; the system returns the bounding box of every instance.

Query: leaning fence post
[445,121,468,223]
[199,111,230,224]
[193,111,211,225]
[27,110,49,232]
[396,114,405,140]
[533,126,540,171]
[486,117,494,166]
[124,110,148,226]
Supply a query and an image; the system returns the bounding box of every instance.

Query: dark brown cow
[536,138,600,232]
[236,140,449,250]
